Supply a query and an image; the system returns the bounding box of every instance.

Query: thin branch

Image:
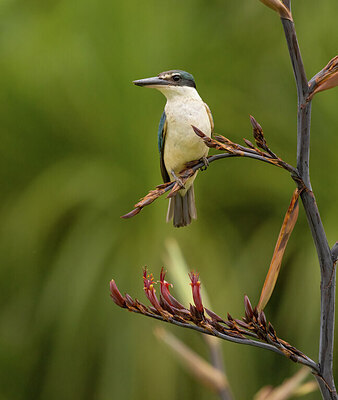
[280,2,337,398]
[120,154,235,219]
[121,121,300,220]
[280,14,310,187]
[110,275,319,374]
[332,242,338,264]
[123,306,319,372]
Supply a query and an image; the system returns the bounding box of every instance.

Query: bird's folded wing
[204,102,214,134]
[158,111,170,183]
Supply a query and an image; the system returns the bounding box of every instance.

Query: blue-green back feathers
[157,111,170,183]
[158,111,166,152]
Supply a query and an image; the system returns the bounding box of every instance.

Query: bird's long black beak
[133,76,169,87]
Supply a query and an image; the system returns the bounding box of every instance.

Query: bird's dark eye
[172,75,181,82]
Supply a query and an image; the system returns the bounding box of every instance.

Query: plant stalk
[280,3,337,398]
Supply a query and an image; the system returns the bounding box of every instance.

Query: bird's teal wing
[158,111,170,183]
[204,102,214,133]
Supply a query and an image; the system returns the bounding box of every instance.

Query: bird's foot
[199,157,209,171]
[171,170,185,189]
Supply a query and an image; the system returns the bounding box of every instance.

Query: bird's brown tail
[166,185,197,228]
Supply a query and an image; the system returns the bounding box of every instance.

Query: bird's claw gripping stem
[171,170,185,189]
[200,157,209,171]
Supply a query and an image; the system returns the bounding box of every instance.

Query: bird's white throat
[156,85,202,102]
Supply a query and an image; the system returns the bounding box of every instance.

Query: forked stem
[280,2,337,398]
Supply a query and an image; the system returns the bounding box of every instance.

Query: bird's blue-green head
[133,70,196,89]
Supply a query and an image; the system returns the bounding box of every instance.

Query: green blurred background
[0,0,337,399]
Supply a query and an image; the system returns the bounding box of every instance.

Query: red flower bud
[189,272,204,313]
[110,279,126,308]
[159,268,185,310]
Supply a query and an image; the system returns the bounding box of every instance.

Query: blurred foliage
[0,0,337,399]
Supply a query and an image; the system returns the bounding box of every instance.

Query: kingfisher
[133,70,214,227]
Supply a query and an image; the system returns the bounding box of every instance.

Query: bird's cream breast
[163,98,211,187]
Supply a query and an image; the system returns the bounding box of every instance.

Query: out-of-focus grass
[0,1,337,399]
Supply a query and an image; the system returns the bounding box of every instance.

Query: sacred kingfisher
[133,70,214,227]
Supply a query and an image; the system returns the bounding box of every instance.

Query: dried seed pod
[172,307,192,320]
[160,295,175,315]
[125,293,136,308]
[268,322,277,338]
[308,56,338,100]
[209,321,227,333]
[249,115,268,151]
[258,310,267,328]
[134,299,149,314]
[235,319,251,329]
[243,138,255,149]
[259,0,293,20]
[244,295,254,320]
[148,306,160,315]
[205,308,225,323]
